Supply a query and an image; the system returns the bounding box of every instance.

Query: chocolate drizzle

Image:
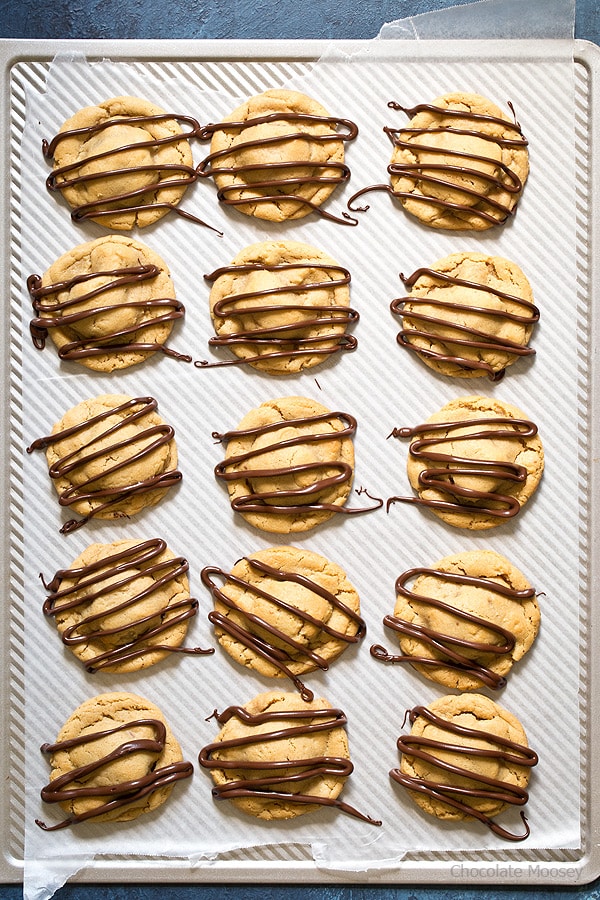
[43,112,220,231]
[26,396,182,534]
[37,717,193,830]
[28,265,192,364]
[213,410,383,518]
[371,566,535,689]
[348,100,528,226]
[201,556,365,701]
[198,703,381,825]
[196,112,359,225]
[387,415,538,519]
[42,538,214,671]
[390,704,538,841]
[197,261,358,368]
[391,266,539,381]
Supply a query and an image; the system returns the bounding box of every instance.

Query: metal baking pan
[1,37,599,889]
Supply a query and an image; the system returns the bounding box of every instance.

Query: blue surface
[1,0,599,898]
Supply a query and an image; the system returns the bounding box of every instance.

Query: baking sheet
[2,37,599,891]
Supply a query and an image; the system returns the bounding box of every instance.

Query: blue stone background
[0,0,598,897]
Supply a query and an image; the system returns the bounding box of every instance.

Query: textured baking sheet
[1,38,599,891]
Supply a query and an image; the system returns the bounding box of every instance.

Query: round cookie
[44,538,213,673]
[200,89,356,222]
[198,689,380,824]
[390,394,544,530]
[213,395,358,534]
[27,394,181,533]
[37,691,193,830]
[393,252,538,380]
[388,92,529,230]
[376,549,539,690]
[391,693,538,840]
[204,240,357,374]
[45,95,196,230]
[29,235,186,372]
[202,545,364,698]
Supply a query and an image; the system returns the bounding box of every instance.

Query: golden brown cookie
[28,235,189,372]
[43,538,214,673]
[201,545,364,699]
[213,395,381,534]
[388,395,544,530]
[27,394,181,534]
[37,691,193,830]
[197,89,358,223]
[371,549,540,690]
[390,693,538,841]
[44,95,198,230]
[202,240,357,374]
[198,689,381,825]
[391,252,538,380]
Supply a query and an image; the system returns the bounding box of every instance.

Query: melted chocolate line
[387,417,536,519]
[43,112,204,158]
[198,704,381,826]
[387,101,527,139]
[37,717,193,830]
[27,397,181,532]
[201,557,365,699]
[390,704,537,841]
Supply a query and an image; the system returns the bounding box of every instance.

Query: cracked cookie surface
[395,251,538,380]
[38,691,191,828]
[389,92,529,230]
[386,549,540,690]
[47,95,195,230]
[29,235,183,372]
[205,240,356,374]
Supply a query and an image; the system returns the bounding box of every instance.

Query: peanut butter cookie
[371,549,540,690]
[202,240,357,373]
[198,689,381,824]
[37,691,193,830]
[27,394,181,533]
[392,251,538,380]
[388,395,544,530]
[201,545,364,699]
[28,235,189,372]
[391,693,538,841]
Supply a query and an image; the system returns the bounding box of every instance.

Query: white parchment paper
[12,19,584,900]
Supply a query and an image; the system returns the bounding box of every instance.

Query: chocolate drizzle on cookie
[27,396,182,534]
[348,99,528,226]
[43,112,220,231]
[28,266,192,364]
[198,703,381,825]
[371,566,535,689]
[387,415,538,519]
[197,261,358,368]
[37,717,193,830]
[196,113,359,225]
[391,704,538,841]
[391,266,539,381]
[213,410,382,519]
[42,538,214,671]
[201,556,365,701]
